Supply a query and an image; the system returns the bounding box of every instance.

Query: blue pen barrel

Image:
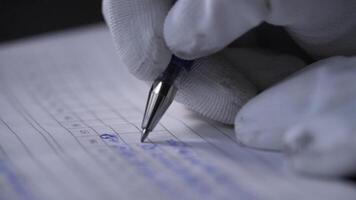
[171,55,194,71]
[160,55,194,84]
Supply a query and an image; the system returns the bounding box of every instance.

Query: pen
[141,55,193,142]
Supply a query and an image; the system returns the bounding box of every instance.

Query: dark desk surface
[0,0,103,43]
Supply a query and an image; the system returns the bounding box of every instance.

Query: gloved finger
[285,110,356,177]
[103,0,173,81]
[174,48,305,124]
[284,59,356,177]
[235,56,356,152]
[165,0,356,60]
[164,0,269,60]
[266,0,356,59]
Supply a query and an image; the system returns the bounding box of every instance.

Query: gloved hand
[102,0,305,124]
[103,0,356,177]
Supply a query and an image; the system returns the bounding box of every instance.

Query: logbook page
[0,25,355,200]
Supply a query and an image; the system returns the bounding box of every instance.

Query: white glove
[103,0,356,177]
[163,0,356,59]
[102,0,305,124]
[236,56,356,177]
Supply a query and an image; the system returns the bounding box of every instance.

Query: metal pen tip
[141,129,150,143]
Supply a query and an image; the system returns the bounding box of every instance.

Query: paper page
[0,25,355,200]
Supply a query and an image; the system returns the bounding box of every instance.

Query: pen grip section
[159,55,193,85]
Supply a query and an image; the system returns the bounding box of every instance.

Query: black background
[0,0,103,43]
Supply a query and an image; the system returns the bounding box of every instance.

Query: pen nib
[141,129,150,143]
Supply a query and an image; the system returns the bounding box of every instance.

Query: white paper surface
[0,25,355,200]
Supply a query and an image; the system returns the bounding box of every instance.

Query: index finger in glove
[164,0,269,59]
